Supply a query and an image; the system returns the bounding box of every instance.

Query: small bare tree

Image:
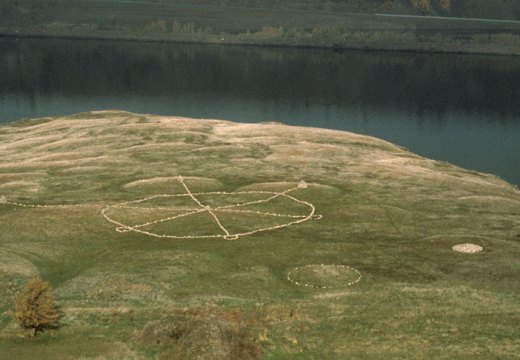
[15,276,60,336]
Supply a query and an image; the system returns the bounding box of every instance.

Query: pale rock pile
[452,243,483,254]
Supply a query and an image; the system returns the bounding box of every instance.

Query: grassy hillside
[1,111,519,359]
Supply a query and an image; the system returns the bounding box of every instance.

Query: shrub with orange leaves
[14,276,60,336]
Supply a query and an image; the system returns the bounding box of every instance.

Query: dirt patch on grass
[313,290,362,299]
[224,135,297,146]
[122,143,199,152]
[265,144,342,164]
[457,195,520,212]
[0,134,64,151]
[0,172,46,180]
[61,166,108,174]
[0,155,124,171]
[29,151,93,162]
[0,180,41,192]
[77,341,147,360]
[212,122,383,146]
[56,272,167,304]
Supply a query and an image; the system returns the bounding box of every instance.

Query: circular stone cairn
[452,243,483,254]
[287,264,361,289]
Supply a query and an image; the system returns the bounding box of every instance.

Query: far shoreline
[2,28,520,57]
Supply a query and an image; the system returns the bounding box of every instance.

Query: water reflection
[0,37,519,184]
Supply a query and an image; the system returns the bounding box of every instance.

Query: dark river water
[1,37,519,185]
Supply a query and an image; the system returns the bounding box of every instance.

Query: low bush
[142,20,167,33]
[138,313,263,360]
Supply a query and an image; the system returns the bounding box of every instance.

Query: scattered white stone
[287,264,362,289]
[452,243,483,254]
[0,196,6,204]
[297,180,308,189]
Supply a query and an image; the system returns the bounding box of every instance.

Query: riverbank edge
[2,28,520,57]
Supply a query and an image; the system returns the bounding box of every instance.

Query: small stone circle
[452,243,483,254]
[287,264,362,289]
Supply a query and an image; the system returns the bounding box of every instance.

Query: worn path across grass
[0,111,519,358]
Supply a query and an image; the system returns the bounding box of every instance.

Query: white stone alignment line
[112,208,207,231]
[214,187,298,211]
[178,176,232,237]
[189,190,288,196]
[178,176,207,209]
[101,206,222,238]
[2,201,96,209]
[223,191,315,239]
[216,208,307,218]
[110,194,180,208]
[207,208,231,236]
[112,206,201,211]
